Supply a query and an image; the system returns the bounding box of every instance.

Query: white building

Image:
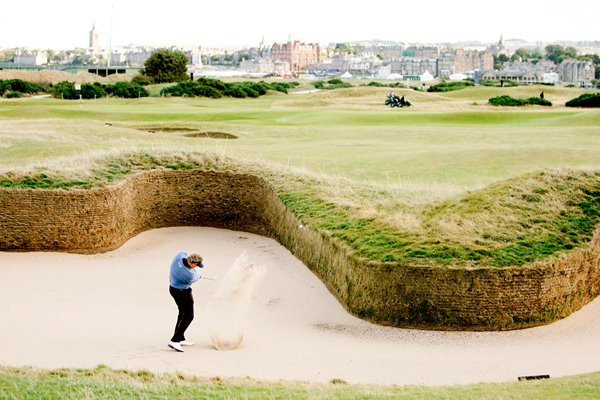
[14,51,47,65]
[543,72,560,84]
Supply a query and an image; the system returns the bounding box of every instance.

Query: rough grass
[1,150,598,269]
[279,169,600,266]
[0,366,600,400]
[1,365,599,400]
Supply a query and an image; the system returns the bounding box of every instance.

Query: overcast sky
[1,0,598,49]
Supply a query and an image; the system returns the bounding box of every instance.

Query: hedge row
[489,95,552,106]
[51,81,149,100]
[160,78,299,98]
[0,79,149,100]
[313,79,353,90]
[427,81,474,92]
[0,79,45,97]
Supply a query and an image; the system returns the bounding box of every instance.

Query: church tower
[89,24,99,50]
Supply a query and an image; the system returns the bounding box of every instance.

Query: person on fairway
[168,251,204,352]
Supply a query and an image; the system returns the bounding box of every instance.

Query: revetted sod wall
[1,170,598,330]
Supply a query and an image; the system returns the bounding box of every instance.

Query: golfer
[168,251,204,352]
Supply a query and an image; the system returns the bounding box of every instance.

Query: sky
[1,0,598,50]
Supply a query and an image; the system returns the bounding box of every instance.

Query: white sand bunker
[206,251,265,350]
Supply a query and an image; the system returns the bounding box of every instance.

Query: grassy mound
[282,170,600,267]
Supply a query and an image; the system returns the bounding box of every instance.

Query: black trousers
[169,286,194,342]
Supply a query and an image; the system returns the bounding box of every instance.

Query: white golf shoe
[168,341,184,352]
[180,340,194,346]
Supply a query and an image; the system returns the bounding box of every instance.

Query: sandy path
[0,226,599,386]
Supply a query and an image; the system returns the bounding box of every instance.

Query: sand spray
[206,250,265,350]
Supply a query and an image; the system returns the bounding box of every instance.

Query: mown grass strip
[0,366,599,400]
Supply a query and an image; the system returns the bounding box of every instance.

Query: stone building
[14,52,48,66]
[239,58,290,75]
[455,49,493,73]
[354,44,405,59]
[558,60,595,84]
[437,51,455,77]
[437,49,493,77]
[271,40,320,71]
[390,58,437,76]
[403,46,440,58]
[479,60,560,83]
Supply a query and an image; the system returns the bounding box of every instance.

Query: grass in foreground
[0,365,599,400]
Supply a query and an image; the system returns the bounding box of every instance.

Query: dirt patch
[146,127,197,132]
[142,127,237,139]
[184,132,237,139]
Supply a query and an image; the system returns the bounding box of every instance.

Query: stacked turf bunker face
[0,169,598,331]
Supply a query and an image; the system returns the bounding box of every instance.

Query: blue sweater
[169,251,201,289]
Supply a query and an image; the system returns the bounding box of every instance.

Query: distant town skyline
[2,0,598,50]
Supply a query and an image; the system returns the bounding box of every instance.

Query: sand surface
[1,226,599,386]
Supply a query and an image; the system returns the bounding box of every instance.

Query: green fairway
[1,85,599,195]
[2,85,599,266]
[1,83,600,397]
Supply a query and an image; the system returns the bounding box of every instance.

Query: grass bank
[1,366,599,400]
[2,152,598,269]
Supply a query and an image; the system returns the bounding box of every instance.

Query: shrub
[159,78,290,98]
[0,79,45,95]
[141,49,189,83]
[193,85,222,98]
[6,91,23,98]
[107,82,149,98]
[489,95,551,106]
[160,81,223,98]
[51,81,79,99]
[160,81,193,97]
[313,79,352,90]
[266,81,299,94]
[0,80,9,95]
[565,93,600,108]
[427,81,474,92]
[193,77,226,91]
[526,96,552,106]
[222,85,248,98]
[80,83,108,99]
[131,74,153,86]
[269,82,290,93]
